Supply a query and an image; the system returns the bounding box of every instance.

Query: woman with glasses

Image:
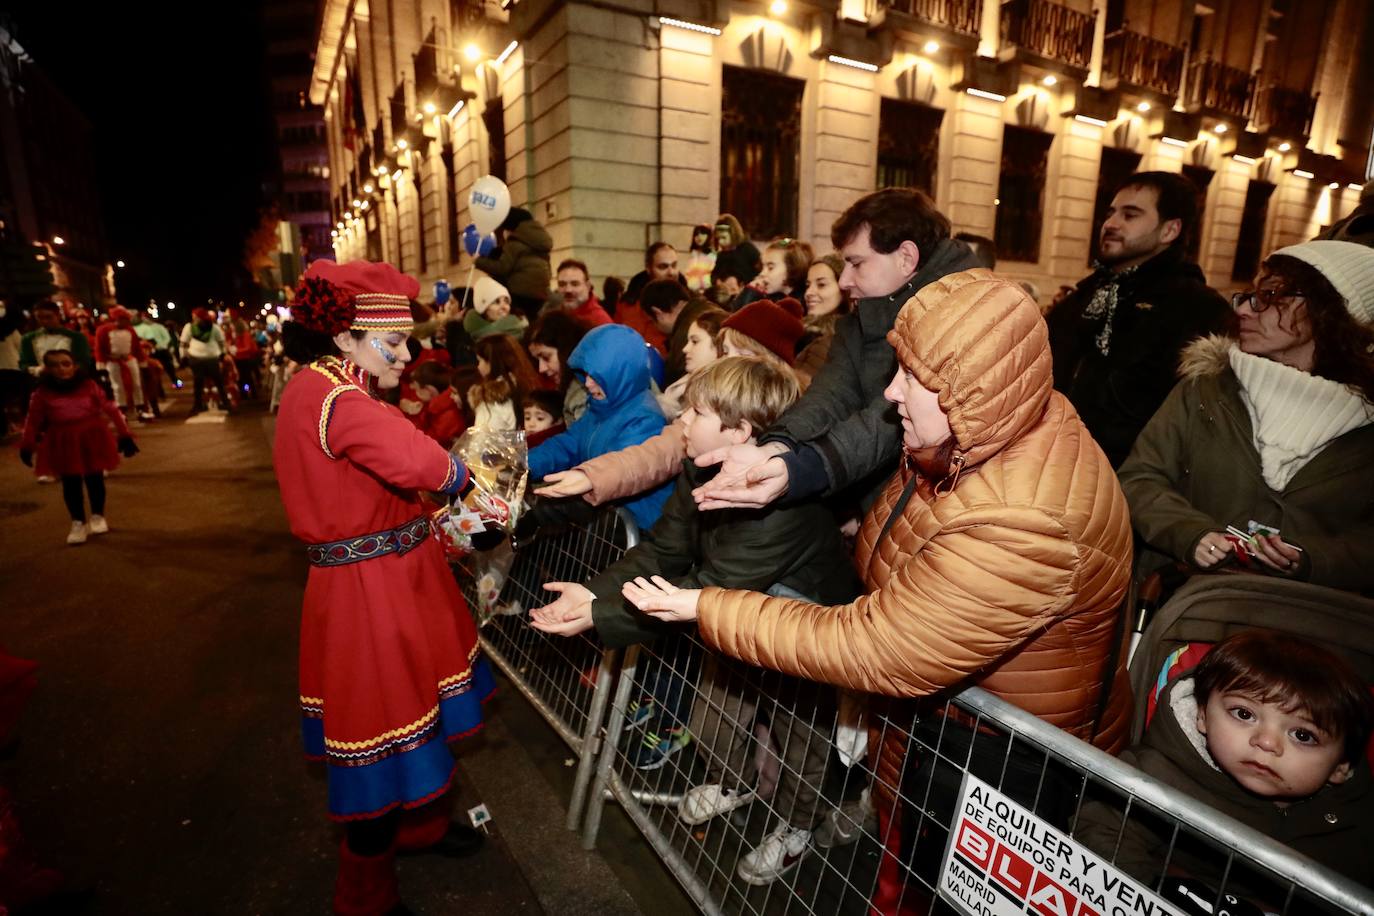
[1118,240,1374,591]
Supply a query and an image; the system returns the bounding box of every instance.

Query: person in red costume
[274,259,495,916]
[95,306,152,420]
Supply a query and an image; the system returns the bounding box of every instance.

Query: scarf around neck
[1080,260,1142,356]
[1228,346,1374,490]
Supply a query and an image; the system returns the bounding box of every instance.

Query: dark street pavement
[0,383,693,915]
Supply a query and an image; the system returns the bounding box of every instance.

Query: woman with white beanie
[462,275,529,341]
[1120,240,1374,592]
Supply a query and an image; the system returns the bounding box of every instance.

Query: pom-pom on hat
[1269,240,1374,325]
[474,275,511,317]
[721,297,806,365]
[292,259,421,336]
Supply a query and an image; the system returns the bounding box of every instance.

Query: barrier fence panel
[583,630,1374,916]
[457,515,1374,916]
[452,507,639,833]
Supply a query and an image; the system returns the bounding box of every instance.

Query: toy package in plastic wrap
[435,428,529,622]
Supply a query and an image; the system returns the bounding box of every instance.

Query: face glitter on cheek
[369,338,398,365]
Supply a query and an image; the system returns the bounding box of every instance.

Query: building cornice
[309,0,355,107]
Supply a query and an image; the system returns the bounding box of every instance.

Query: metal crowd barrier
[453,507,638,832]
[455,514,1374,916]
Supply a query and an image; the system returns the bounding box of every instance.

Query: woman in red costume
[274,259,494,916]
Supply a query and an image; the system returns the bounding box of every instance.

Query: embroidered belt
[306,516,430,568]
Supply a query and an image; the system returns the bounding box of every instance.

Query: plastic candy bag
[438,428,528,620]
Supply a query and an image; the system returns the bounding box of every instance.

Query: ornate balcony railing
[1102,29,1184,97]
[1254,84,1317,139]
[1000,0,1095,69]
[1184,57,1255,121]
[882,0,982,35]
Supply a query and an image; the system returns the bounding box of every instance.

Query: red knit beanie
[721,297,805,365]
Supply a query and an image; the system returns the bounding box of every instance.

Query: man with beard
[1046,171,1228,467]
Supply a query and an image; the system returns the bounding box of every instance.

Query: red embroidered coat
[273,357,493,821]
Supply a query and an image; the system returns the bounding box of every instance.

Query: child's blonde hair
[683,355,800,435]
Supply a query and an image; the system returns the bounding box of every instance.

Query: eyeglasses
[1231,288,1306,313]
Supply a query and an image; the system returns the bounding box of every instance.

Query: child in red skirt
[19,350,139,545]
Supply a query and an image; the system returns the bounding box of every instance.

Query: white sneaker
[737,824,812,886]
[88,515,110,535]
[36,475,56,484]
[66,522,88,545]
[678,783,756,826]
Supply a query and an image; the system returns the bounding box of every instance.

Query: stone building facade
[310,0,1373,301]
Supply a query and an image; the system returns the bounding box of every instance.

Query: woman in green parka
[1118,240,1374,593]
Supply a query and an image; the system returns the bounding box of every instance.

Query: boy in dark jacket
[531,356,861,884]
[1076,630,1374,896]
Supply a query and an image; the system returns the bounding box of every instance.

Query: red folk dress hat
[291,260,420,335]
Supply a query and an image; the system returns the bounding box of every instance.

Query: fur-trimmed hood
[1177,333,1235,380]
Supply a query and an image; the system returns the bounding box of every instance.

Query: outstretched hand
[529,581,596,637]
[621,576,701,623]
[691,442,790,510]
[534,469,593,498]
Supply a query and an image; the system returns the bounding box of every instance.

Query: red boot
[396,800,450,852]
[333,840,401,916]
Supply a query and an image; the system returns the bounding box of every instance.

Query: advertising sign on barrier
[939,774,1188,916]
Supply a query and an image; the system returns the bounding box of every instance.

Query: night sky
[9,1,280,310]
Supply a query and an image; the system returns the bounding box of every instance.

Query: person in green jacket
[1119,241,1374,593]
[19,302,92,374]
[474,208,552,316]
[531,355,861,885]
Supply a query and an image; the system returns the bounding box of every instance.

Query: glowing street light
[52,235,65,245]
[422,101,437,115]
[116,260,126,268]
[463,43,481,62]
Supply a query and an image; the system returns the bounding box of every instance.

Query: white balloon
[469,175,512,237]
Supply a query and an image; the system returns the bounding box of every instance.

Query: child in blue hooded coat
[529,324,673,530]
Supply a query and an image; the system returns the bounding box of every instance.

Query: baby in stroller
[1079,574,1374,900]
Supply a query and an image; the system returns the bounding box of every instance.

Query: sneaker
[87,515,109,535]
[678,783,756,826]
[814,786,875,849]
[36,475,56,484]
[737,824,813,886]
[630,726,690,771]
[625,697,655,731]
[66,522,88,545]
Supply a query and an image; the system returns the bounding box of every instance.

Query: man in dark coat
[1046,171,1229,467]
[692,188,983,511]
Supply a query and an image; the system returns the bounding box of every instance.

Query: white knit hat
[1270,240,1374,325]
[473,275,511,317]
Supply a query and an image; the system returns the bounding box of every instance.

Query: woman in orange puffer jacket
[624,269,1135,909]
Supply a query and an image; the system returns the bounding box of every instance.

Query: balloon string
[458,234,494,312]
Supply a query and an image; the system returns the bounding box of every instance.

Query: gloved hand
[18,448,33,467]
[118,436,139,458]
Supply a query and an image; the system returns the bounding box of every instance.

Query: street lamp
[463,43,481,62]
[116,260,126,268]
[52,235,65,245]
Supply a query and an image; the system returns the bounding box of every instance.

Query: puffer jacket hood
[569,324,653,415]
[887,268,1053,471]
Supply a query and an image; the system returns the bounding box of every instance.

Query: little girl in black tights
[19,350,138,545]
